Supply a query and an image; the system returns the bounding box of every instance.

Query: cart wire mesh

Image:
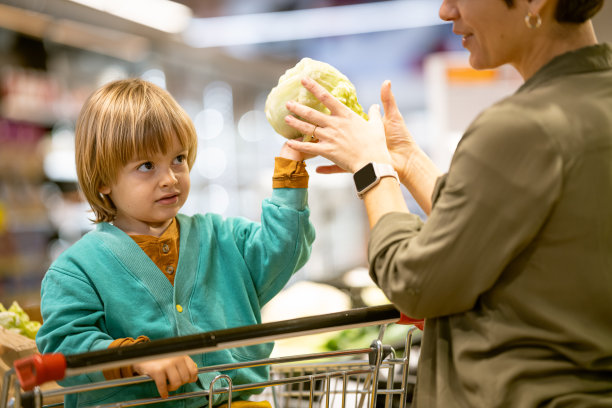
[1,304,422,408]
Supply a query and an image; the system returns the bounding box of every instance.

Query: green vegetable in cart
[265,57,368,142]
[0,301,41,339]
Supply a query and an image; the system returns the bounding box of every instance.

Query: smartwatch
[353,162,399,198]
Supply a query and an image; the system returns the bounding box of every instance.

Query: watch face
[353,163,377,192]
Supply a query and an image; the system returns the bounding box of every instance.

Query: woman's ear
[99,185,111,195]
[526,0,553,18]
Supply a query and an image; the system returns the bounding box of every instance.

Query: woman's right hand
[379,80,418,179]
[133,355,199,398]
[284,77,392,174]
[314,80,417,176]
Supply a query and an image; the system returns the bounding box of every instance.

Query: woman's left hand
[284,77,392,173]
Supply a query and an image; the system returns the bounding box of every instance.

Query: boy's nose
[160,168,178,186]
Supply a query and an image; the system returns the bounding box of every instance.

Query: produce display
[265,57,368,141]
[0,301,41,339]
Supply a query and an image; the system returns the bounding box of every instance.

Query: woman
[284,0,612,406]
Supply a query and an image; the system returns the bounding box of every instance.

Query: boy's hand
[279,139,316,161]
[133,356,199,398]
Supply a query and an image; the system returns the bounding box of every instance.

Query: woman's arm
[285,77,441,224]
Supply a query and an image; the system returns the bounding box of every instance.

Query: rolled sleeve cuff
[102,335,150,380]
[272,157,309,188]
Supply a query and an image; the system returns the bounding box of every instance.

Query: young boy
[35,78,315,408]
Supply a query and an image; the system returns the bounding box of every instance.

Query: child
[35,78,315,408]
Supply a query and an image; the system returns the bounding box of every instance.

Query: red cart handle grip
[397,313,425,330]
[14,353,66,391]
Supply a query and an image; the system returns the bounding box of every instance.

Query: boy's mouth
[157,193,179,205]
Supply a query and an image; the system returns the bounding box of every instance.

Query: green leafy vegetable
[0,301,41,339]
[265,57,368,141]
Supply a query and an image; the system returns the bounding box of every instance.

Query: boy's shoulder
[59,225,108,254]
[50,223,139,267]
[177,212,255,234]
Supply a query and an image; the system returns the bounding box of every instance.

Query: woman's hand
[284,77,392,173]
[380,80,441,214]
[133,355,199,398]
[380,80,418,177]
[312,80,417,176]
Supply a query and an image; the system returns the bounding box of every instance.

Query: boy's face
[99,134,191,236]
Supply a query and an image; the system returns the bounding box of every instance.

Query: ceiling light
[67,0,192,34]
[184,0,446,48]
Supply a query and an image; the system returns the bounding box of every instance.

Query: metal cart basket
[1,304,422,408]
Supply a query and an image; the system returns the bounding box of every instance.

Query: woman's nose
[439,0,458,21]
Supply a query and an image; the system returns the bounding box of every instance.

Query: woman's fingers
[316,164,346,174]
[380,80,403,123]
[286,138,324,158]
[300,77,348,115]
[367,103,383,126]
[284,110,322,138]
[380,80,396,116]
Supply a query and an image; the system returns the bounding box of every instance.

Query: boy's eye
[174,154,186,165]
[138,162,154,172]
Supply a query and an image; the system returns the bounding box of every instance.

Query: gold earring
[524,11,542,29]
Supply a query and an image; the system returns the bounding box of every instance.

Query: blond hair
[75,78,198,223]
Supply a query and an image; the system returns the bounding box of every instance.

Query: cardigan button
[176,304,183,313]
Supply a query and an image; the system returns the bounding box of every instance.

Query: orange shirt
[130,218,179,285]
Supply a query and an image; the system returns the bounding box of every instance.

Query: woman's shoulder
[468,97,553,139]
[457,95,565,164]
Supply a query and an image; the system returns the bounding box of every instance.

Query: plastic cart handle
[398,313,424,330]
[14,353,66,391]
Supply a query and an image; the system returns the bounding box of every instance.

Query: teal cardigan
[36,188,315,408]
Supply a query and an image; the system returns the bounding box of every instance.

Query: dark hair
[502,0,604,23]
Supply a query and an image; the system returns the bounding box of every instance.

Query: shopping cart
[1,304,422,408]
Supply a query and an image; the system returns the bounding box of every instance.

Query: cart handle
[13,304,423,389]
[14,353,66,391]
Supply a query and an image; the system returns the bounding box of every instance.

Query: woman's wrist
[352,151,394,173]
[397,145,441,215]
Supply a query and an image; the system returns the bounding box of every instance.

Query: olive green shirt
[369,43,612,407]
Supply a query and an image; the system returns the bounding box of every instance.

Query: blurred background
[0,0,611,316]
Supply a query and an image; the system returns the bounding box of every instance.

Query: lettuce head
[265,57,368,141]
[0,301,41,339]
